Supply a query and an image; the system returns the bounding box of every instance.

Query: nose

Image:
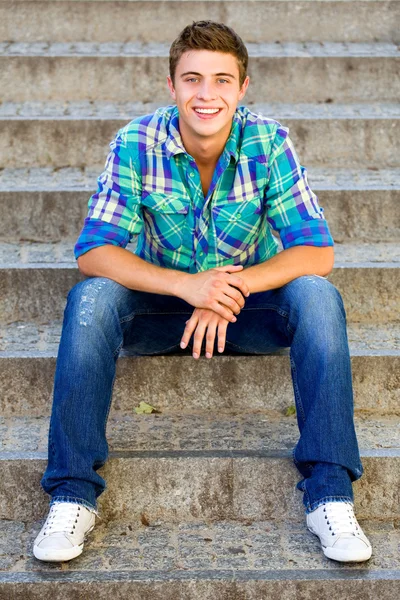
[196,80,217,101]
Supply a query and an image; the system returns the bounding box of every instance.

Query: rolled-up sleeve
[265,126,333,249]
[74,132,143,260]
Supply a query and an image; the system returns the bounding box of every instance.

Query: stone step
[2,413,399,455]
[1,322,399,417]
[0,42,398,103]
[1,102,399,169]
[2,0,399,44]
[1,519,400,599]
[2,241,400,266]
[1,573,400,600]
[0,519,399,600]
[1,447,399,523]
[0,244,399,323]
[1,167,399,243]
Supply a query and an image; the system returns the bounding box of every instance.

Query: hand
[179,265,250,322]
[180,308,230,359]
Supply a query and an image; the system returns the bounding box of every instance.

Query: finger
[193,321,208,359]
[205,319,218,359]
[217,319,229,353]
[219,293,242,315]
[211,301,237,322]
[227,275,250,297]
[180,314,198,349]
[222,284,246,309]
[216,272,249,298]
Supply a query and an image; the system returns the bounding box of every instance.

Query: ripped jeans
[41,275,363,514]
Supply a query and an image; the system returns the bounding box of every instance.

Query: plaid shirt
[75,105,333,272]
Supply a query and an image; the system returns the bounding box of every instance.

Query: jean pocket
[212,196,264,258]
[142,192,189,250]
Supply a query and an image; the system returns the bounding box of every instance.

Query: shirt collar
[164,106,187,159]
[224,110,242,164]
[164,105,242,163]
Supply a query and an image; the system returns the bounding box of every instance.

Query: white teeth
[195,108,220,114]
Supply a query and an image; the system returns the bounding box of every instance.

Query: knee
[288,276,346,323]
[66,277,125,327]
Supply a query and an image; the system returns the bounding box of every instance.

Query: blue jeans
[41,275,363,514]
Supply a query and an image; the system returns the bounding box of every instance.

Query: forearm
[77,246,249,321]
[240,245,335,293]
[77,245,186,297]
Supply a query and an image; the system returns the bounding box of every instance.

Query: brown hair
[169,21,248,87]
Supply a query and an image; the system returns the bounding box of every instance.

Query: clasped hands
[179,265,249,359]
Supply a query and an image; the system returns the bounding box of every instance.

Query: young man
[33,21,372,564]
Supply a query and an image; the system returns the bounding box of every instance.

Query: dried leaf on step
[285,405,296,417]
[141,513,150,527]
[134,401,160,414]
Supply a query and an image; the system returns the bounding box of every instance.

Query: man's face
[167,50,249,147]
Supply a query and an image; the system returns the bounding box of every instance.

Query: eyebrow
[180,71,236,79]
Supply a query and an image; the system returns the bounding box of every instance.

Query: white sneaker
[33,502,96,562]
[307,501,372,562]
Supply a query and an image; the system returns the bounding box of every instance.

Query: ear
[238,76,250,101]
[167,76,176,101]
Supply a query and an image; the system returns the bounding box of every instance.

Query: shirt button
[190,172,195,178]
[236,213,242,219]
[199,251,204,256]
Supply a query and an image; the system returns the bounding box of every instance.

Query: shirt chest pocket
[141,193,189,250]
[212,196,264,258]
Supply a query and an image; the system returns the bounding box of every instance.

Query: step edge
[1,448,399,462]
[1,568,400,584]
[1,348,399,359]
[1,40,399,56]
[2,262,400,270]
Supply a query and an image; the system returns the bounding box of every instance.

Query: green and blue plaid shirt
[75,105,333,272]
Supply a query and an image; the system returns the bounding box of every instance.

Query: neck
[179,123,231,167]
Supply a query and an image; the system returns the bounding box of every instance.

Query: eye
[217,79,229,84]
[186,78,198,83]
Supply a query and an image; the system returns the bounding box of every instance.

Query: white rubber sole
[323,544,372,563]
[33,525,95,562]
[308,527,372,563]
[33,542,84,562]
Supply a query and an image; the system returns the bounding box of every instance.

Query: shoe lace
[43,503,83,536]
[323,502,361,537]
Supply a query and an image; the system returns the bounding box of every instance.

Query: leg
[225,275,363,510]
[41,277,192,511]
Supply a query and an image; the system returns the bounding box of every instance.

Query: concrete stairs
[0,1,399,597]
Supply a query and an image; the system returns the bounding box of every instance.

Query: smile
[194,108,220,114]
[193,108,222,119]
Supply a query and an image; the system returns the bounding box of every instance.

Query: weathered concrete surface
[1,577,400,600]
[0,265,82,323]
[3,241,399,265]
[0,518,399,589]
[2,114,399,169]
[0,454,399,522]
[0,322,399,416]
[0,49,399,103]
[1,262,399,323]
[329,266,400,322]
[1,189,400,244]
[3,100,398,118]
[1,170,399,243]
[0,352,399,417]
[0,1,398,597]
[323,190,400,243]
[0,191,90,242]
[1,352,399,418]
[1,1,399,44]
[2,413,399,454]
